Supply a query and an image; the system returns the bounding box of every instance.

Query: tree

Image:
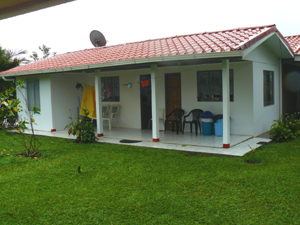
[30,44,56,62]
[0,46,29,72]
[0,46,29,92]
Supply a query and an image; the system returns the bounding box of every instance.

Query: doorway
[165,73,182,129]
[140,75,151,129]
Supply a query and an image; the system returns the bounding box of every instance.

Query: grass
[0,131,300,224]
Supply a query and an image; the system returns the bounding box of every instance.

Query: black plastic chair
[183,109,203,135]
[164,109,185,134]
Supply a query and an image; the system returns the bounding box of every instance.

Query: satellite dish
[90,30,107,47]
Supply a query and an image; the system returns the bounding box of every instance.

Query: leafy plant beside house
[65,109,97,143]
[0,80,41,157]
[0,86,20,128]
[0,46,29,92]
[269,112,300,142]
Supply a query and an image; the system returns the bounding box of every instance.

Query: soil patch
[244,160,262,164]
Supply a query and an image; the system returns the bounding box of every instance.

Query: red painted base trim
[153,138,159,142]
[223,144,230,148]
[51,129,56,132]
[97,133,103,137]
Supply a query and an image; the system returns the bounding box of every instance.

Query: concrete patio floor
[28,128,272,157]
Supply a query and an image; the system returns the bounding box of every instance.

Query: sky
[0,0,299,59]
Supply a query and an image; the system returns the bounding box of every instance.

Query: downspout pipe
[2,76,15,82]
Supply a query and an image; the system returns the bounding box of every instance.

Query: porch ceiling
[283,59,300,67]
[0,0,75,20]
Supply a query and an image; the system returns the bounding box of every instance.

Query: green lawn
[0,131,299,224]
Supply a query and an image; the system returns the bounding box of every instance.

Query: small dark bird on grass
[78,166,81,173]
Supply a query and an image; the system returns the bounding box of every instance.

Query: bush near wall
[269,112,300,142]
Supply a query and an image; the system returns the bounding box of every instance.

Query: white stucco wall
[16,75,53,131]
[111,62,253,135]
[51,73,94,131]
[245,43,280,136]
[49,69,151,131]
[162,62,254,135]
[17,61,255,135]
[99,69,147,129]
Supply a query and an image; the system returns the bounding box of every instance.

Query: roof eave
[242,32,294,59]
[1,50,243,77]
[294,55,300,61]
[0,0,75,20]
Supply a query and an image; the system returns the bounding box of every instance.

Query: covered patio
[28,128,271,156]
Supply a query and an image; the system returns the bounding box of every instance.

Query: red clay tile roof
[0,24,284,75]
[285,35,300,55]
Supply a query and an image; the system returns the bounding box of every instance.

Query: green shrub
[0,81,41,157]
[65,109,97,143]
[269,112,300,142]
[0,87,20,128]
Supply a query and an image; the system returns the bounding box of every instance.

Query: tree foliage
[0,46,29,72]
[0,80,41,157]
[30,44,56,62]
[0,46,29,92]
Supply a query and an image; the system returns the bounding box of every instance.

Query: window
[197,70,234,102]
[264,70,274,106]
[27,80,40,111]
[101,76,120,102]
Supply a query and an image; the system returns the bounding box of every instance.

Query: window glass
[197,70,234,102]
[101,76,120,102]
[264,70,274,106]
[27,80,40,111]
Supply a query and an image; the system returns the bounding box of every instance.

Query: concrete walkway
[26,128,272,157]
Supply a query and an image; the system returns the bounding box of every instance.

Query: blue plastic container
[201,118,214,135]
[201,111,214,135]
[202,111,213,119]
[214,119,223,136]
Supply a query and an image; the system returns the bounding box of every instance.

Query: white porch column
[95,69,103,137]
[279,58,283,117]
[222,59,230,148]
[151,64,159,142]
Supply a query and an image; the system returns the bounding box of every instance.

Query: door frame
[165,73,182,129]
[140,74,152,129]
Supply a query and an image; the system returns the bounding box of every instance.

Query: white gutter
[2,76,15,82]
[1,50,243,77]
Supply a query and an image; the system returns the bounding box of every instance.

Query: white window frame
[263,70,274,107]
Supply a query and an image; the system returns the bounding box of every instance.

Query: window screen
[101,76,120,102]
[197,70,234,102]
[264,70,274,106]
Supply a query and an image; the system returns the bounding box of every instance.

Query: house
[281,35,300,114]
[1,24,300,148]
